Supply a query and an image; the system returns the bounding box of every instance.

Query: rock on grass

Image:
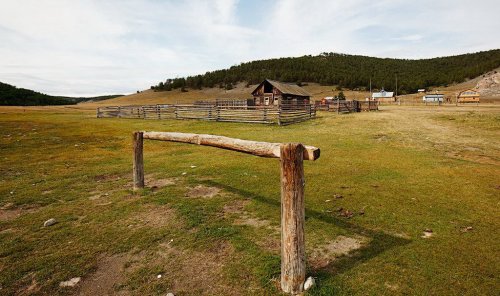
[43,218,57,227]
[59,277,81,287]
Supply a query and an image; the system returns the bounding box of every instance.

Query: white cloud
[0,0,499,96]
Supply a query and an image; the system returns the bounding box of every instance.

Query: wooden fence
[315,100,379,113]
[132,131,320,294]
[97,104,316,125]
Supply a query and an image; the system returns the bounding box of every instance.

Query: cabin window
[264,97,269,105]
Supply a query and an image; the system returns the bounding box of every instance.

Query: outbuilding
[251,79,311,106]
[457,89,480,103]
[423,94,444,103]
[371,89,395,102]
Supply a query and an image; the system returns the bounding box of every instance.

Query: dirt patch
[15,272,40,295]
[154,242,247,295]
[148,178,176,191]
[77,255,130,296]
[309,235,367,269]
[0,203,39,221]
[222,200,275,229]
[373,133,389,141]
[186,185,220,198]
[94,174,123,183]
[127,205,181,229]
[222,199,250,214]
[88,192,110,200]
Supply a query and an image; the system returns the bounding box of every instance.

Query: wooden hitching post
[133,131,144,190]
[280,143,306,294]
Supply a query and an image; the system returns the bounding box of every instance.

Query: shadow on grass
[201,180,411,283]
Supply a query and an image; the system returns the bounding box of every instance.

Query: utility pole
[395,72,399,105]
[369,77,372,100]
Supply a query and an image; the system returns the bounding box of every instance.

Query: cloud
[0,0,499,96]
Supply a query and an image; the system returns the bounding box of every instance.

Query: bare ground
[308,235,368,269]
[185,185,220,198]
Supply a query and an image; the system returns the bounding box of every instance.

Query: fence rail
[315,100,379,113]
[97,104,316,125]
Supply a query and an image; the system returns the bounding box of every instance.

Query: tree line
[0,82,122,106]
[151,49,500,94]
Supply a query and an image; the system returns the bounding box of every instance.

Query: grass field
[0,105,499,295]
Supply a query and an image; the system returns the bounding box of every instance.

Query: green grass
[0,106,499,295]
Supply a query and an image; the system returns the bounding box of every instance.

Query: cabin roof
[252,79,311,96]
[458,89,480,97]
[372,91,394,98]
[424,94,444,98]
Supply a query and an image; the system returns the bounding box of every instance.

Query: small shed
[417,89,426,93]
[371,89,395,102]
[457,89,480,103]
[423,94,444,103]
[251,79,311,106]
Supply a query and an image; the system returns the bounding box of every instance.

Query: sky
[0,0,499,96]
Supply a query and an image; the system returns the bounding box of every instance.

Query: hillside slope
[91,69,500,107]
[0,81,123,106]
[151,49,500,94]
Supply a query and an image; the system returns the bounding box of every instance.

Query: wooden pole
[142,132,320,161]
[280,143,306,294]
[133,131,144,190]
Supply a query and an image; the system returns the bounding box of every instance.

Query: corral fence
[97,103,316,125]
[315,100,378,113]
[132,131,320,294]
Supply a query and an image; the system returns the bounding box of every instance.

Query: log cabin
[251,79,311,106]
[457,89,480,103]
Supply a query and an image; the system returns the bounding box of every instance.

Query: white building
[422,94,444,103]
[371,89,394,102]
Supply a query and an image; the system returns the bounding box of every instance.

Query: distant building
[423,94,444,103]
[371,89,395,102]
[457,89,480,103]
[417,89,426,93]
[251,79,310,106]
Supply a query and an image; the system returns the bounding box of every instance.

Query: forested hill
[152,49,500,94]
[0,82,122,106]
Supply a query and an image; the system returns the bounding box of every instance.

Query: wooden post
[280,143,306,294]
[133,132,144,190]
[278,107,282,125]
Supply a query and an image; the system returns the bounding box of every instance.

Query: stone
[166,293,175,296]
[59,277,81,287]
[304,276,316,291]
[43,218,57,227]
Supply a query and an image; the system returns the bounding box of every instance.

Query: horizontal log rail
[132,131,320,294]
[142,131,320,161]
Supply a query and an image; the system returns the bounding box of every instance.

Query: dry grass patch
[0,203,39,221]
[309,235,369,269]
[76,255,131,296]
[185,185,220,198]
[127,205,182,229]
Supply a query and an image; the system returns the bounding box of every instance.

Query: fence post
[133,131,145,190]
[278,106,282,125]
[96,107,101,118]
[280,143,306,294]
